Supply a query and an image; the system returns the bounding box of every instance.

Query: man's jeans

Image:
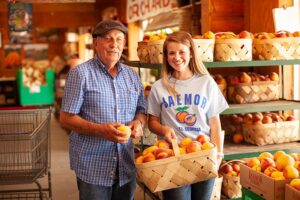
[77,177,136,200]
[162,178,215,200]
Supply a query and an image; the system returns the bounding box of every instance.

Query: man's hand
[128,119,143,139]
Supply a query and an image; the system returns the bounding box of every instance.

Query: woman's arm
[209,115,225,165]
[148,114,176,143]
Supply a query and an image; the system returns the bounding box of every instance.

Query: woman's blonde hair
[161,31,209,96]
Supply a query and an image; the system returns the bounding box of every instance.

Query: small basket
[242,120,299,146]
[214,38,252,61]
[136,140,218,193]
[253,37,300,60]
[227,81,279,104]
[220,160,245,199]
[148,39,165,64]
[137,42,150,63]
[193,39,215,62]
[210,175,223,200]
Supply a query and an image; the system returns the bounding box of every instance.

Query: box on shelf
[227,81,279,104]
[136,141,218,193]
[240,164,291,200]
[148,39,164,64]
[253,37,300,60]
[285,184,300,200]
[242,120,299,146]
[214,38,252,61]
[193,39,215,62]
[17,69,55,106]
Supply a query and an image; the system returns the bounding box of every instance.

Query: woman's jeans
[76,177,136,200]
[163,178,215,200]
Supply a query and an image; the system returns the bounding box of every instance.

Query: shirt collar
[94,54,124,73]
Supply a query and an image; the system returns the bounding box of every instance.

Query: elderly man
[60,20,147,200]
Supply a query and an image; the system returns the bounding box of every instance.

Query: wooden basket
[193,39,215,62]
[148,39,165,64]
[253,37,300,60]
[242,120,299,146]
[227,81,279,104]
[214,38,252,61]
[220,160,245,199]
[137,42,150,63]
[210,175,223,200]
[136,140,218,193]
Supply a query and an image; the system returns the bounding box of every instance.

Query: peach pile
[192,31,215,39]
[220,160,241,177]
[229,112,296,125]
[227,71,279,85]
[245,151,300,180]
[215,31,253,39]
[135,135,214,164]
[254,31,300,39]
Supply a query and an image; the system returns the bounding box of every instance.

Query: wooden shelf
[222,100,300,115]
[224,140,300,160]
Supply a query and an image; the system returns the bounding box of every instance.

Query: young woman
[147,31,228,200]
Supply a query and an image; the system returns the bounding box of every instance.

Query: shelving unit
[0,77,18,106]
[125,60,300,160]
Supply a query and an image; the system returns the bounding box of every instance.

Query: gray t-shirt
[147,74,229,140]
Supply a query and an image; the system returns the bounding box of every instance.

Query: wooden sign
[126,0,177,23]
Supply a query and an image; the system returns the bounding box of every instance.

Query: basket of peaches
[241,112,299,146]
[192,31,215,62]
[134,135,218,193]
[214,31,253,61]
[219,159,245,199]
[227,71,280,104]
[253,31,300,60]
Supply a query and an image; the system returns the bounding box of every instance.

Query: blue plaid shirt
[61,55,146,186]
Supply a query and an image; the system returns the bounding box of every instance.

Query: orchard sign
[127,0,176,23]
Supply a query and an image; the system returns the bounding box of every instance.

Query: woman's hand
[161,126,177,143]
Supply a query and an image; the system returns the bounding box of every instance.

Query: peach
[227,75,240,85]
[258,152,274,161]
[290,178,300,190]
[252,165,262,172]
[264,166,278,176]
[142,153,156,163]
[252,112,263,124]
[231,114,243,124]
[135,155,144,164]
[243,113,253,125]
[203,31,215,39]
[270,72,279,81]
[196,134,210,144]
[232,163,240,173]
[176,111,189,123]
[239,72,252,83]
[154,140,170,149]
[273,151,286,161]
[294,161,300,171]
[283,165,299,179]
[233,132,244,144]
[238,30,252,39]
[227,170,238,176]
[142,146,159,155]
[260,157,276,172]
[271,171,285,180]
[166,149,174,157]
[179,147,186,155]
[262,116,273,124]
[117,125,132,139]
[276,154,295,171]
[293,31,300,37]
[246,157,260,168]
[201,142,214,150]
[286,115,296,121]
[153,148,170,159]
[220,164,233,174]
[186,141,202,153]
[179,137,193,148]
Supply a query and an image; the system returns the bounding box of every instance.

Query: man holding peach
[60,20,146,200]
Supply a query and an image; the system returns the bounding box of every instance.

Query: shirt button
[117,110,120,113]
[113,157,117,160]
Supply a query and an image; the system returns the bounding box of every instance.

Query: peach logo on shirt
[175,106,197,126]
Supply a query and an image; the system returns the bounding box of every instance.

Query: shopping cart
[0,108,52,199]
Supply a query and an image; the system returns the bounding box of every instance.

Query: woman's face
[166,42,191,72]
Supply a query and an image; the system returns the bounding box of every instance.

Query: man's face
[94,29,126,68]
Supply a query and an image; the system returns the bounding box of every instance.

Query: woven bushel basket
[227,81,279,104]
[193,39,215,62]
[137,41,150,63]
[148,39,165,64]
[220,160,245,199]
[214,38,252,61]
[253,37,300,60]
[210,175,223,200]
[242,120,299,146]
[136,140,218,193]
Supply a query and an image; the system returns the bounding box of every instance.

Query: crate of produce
[214,32,252,61]
[285,182,300,200]
[148,39,165,64]
[193,38,215,62]
[17,69,54,106]
[242,120,299,146]
[253,31,300,60]
[135,139,218,193]
[220,160,245,199]
[137,41,150,63]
